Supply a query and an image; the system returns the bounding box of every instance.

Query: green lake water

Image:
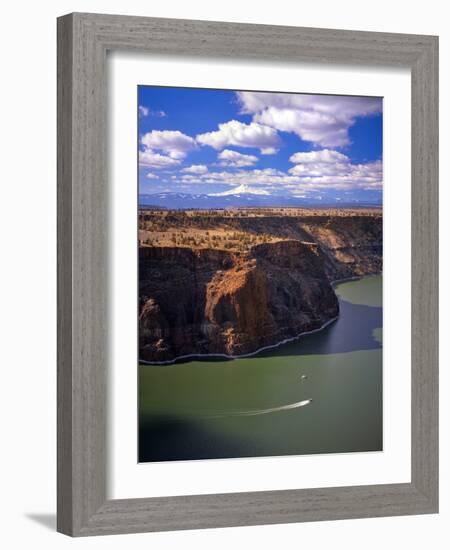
[139,275,383,462]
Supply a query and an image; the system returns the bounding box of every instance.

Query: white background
[0,1,447,549]
[109,54,411,498]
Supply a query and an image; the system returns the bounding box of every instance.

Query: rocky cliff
[194,214,382,280]
[139,240,339,362]
[139,213,382,362]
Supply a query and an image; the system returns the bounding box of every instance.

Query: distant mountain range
[138,190,381,210]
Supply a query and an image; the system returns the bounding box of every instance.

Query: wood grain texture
[57,13,74,535]
[410,36,439,506]
[57,12,439,536]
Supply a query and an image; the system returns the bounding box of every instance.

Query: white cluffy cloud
[174,148,382,193]
[288,148,382,188]
[139,105,166,118]
[141,130,196,160]
[139,150,181,169]
[145,172,159,179]
[289,149,352,177]
[196,120,280,154]
[237,92,382,148]
[289,149,349,164]
[182,164,209,174]
[139,130,197,169]
[218,149,258,167]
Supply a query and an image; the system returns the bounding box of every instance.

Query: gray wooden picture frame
[57,12,439,537]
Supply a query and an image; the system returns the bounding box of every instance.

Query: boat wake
[205,399,312,419]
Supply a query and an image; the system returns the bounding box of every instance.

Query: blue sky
[138,86,382,204]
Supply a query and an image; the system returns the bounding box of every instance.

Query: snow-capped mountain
[208,184,270,197]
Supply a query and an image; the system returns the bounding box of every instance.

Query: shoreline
[140,315,339,366]
[331,272,381,287]
[139,272,381,366]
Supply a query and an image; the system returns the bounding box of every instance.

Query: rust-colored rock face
[138,212,382,362]
[139,240,339,362]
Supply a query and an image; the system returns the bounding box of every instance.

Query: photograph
[1,1,442,542]
[138,86,383,462]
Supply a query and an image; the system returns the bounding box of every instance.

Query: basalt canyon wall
[159,214,382,280]
[139,214,382,362]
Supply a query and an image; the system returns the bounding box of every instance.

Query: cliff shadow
[257,299,382,359]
